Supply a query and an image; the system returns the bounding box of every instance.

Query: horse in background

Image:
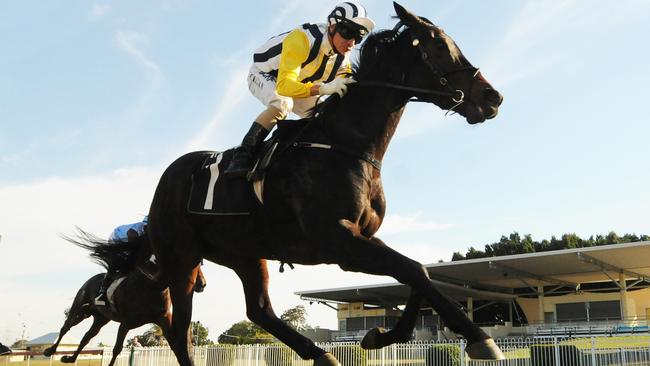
[44,232,206,366]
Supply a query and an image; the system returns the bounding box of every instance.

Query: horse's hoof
[360,327,386,349]
[61,355,75,363]
[466,338,505,360]
[43,348,54,357]
[314,352,340,366]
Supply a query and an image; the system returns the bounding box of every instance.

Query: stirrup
[94,293,107,306]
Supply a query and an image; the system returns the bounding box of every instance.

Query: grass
[0,357,102,366]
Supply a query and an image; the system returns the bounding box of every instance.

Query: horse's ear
[393,2,419,25]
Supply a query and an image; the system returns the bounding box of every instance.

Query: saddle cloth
[107,276,127,307]
[187,150,257,215]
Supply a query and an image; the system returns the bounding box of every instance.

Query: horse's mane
[63,228,144,273]
[309,29,403,118]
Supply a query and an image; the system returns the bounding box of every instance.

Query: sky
[1,0,650,347]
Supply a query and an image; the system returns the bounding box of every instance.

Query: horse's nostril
[483,88,503,106]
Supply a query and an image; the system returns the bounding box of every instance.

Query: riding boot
[94,271,114,306]
[224,122,270,177]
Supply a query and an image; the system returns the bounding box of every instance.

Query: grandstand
[295,242,650,341]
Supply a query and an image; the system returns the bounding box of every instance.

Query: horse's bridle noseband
[357,22,481,114]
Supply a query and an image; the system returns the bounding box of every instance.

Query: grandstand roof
[27,332,79,346]
[295,241,650,306]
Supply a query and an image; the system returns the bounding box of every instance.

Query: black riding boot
[224,122,270,177]
[95,270,115,306]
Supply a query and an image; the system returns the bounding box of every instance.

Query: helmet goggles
[335,21,367,43]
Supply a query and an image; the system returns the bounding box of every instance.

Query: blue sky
[1,0,649,347]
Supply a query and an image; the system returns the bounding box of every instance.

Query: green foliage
[330,344,367,366]
[263,345,294,366]
[530,344,581,366]
[452,231,649,261]
[280,305,312,331]
[10,339,27,349]
[218,320,274,344]
[425,344,461,366]
[137,325,168,346]
[191,321,214,346]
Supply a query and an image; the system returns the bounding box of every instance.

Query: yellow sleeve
[276,29,313,98]
[336,59,353,78]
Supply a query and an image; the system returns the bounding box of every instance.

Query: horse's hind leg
[43,306,91,356]
[60,315,110,363]
[166,265,201,366]
[231,259,336,365]
[361,290,423,349]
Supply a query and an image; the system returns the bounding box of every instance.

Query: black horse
[44,233,206,366]
[147,3,503,366]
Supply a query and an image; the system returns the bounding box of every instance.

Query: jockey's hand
[319,77,356,97]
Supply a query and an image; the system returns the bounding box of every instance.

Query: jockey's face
[329,24,357,54]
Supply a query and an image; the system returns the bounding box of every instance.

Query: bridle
[356,22,481,114]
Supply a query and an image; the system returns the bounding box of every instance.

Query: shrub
[425,344,462,366]
[530,344,581,366]
[330,344,367,366]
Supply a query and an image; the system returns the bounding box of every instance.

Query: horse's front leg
[322,220,504,360]
[231,258,339,366]
[361,289,423,349]
[105,324,129,366]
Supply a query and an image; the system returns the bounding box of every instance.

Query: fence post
[128,347,135,366]
[460,339,466,366]
[553,337,560,366]
[591,337,596,366]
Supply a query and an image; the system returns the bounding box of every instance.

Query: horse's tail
[63,228,144,273]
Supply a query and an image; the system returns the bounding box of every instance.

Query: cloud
[377,213,453,236]
[89,4,111,20]
[183,65,251,151]
[115,31,161,75]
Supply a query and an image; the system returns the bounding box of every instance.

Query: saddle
[187,119,310,215]
[94,276,127,313]
[186,117,380,215]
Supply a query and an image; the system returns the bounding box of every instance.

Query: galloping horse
[44,234,206,366]
[147,3,503,366]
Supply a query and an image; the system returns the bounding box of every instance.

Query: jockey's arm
[276,29,319,98]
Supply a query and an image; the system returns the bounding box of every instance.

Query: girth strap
[291,141,382,171]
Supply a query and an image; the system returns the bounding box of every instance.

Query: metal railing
[94,335,650,366]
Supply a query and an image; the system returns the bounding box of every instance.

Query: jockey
[224,2,375,177]
[95,216,147,306]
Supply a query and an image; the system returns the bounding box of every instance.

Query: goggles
[335,23,366,43]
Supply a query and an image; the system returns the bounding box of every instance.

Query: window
[365,316,385,329]
[589,301,621,321]
[346,317,365,331]
[556,302,587,322]
[556,301,621,322]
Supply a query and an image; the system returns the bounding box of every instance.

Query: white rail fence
[100,336,650,366]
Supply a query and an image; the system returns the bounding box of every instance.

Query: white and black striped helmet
[328,2,375,36]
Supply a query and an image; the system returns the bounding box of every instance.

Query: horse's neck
[323,87,408,162]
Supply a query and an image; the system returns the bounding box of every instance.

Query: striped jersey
[253,23,352,98]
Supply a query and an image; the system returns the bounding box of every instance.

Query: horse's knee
[246,306,273,326]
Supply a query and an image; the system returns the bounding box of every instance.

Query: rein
[355,22,480,113]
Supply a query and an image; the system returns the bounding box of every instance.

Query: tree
[280,305,312,331]
[137,325,167,347]
[190,321,213,346]
[11,339,27,349]
[218,320,273,344]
